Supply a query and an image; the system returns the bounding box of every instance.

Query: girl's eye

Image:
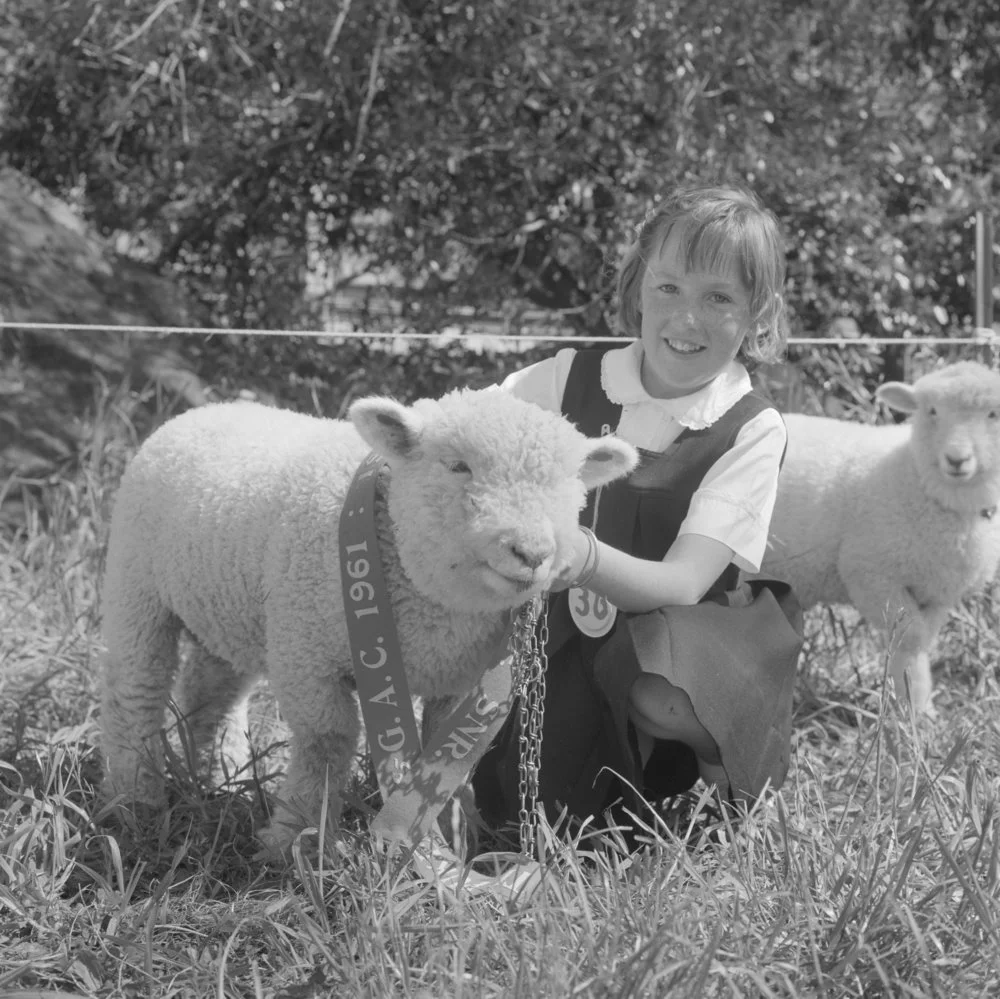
[657,283,679,294]
[710,292,733,305]
[447,459,471,474]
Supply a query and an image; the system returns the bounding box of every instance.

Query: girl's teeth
[668,340,702,353]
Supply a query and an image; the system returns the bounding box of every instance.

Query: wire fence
[2,319,998,348]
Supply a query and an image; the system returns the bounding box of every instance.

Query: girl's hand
[549,530,737,612]
[549,527,590,592]
[548,563,576,593]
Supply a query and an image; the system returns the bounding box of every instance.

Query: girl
[473,184,804,838]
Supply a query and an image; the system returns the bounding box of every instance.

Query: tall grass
[2,379,1000,998]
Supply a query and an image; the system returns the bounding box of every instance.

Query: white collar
[601,341,752,430]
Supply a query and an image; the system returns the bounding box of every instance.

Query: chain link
[509,595,549,857]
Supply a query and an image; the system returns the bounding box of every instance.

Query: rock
[0,167,213,525]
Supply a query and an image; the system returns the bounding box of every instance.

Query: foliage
[1,0,997,346]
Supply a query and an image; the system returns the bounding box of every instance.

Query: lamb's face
[878,362,1000,515]
[350,390,638,612]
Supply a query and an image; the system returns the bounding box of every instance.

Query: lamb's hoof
[894,687,938,723]
[912,701,940,727]
[97,799,160,832]
[255,820,298,863]
[256,812,335,863]
[98,774,167,820]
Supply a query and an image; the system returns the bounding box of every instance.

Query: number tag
[568,586,617,638]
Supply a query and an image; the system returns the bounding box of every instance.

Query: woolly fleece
[760,361,1000,713]
[100,390,637,851]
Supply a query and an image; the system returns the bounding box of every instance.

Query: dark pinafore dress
[472,349,804,836]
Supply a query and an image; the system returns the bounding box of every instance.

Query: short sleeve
[676,408,787,573]
[499,347,577,414]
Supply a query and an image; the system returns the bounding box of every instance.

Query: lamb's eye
[989,410,999,420]
[927,406,937,417]
[447,459,471,474]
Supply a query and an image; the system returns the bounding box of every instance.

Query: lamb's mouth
[943,467,977,482]
[486,565,539,593]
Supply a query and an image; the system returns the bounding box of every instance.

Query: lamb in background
[759,360,1000,714]
[99,390,638,853]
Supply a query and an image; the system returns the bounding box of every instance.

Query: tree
[1,0,997,341]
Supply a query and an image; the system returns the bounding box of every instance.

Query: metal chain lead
[509,595,549,856]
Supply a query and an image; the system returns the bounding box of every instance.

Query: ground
[2,353,999,997]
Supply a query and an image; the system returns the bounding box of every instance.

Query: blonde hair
[616,185,789,365]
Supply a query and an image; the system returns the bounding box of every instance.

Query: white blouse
[500,342,786,573]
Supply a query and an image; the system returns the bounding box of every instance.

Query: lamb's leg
[260,726,357,854]
[841,567,944,715]
[883,603,949,716]
[101,602,182,806]
[259,662,359,854]
[174,637,259,782]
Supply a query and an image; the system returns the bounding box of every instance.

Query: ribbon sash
[340,452,422,792]
[340,452,514,848]
[372,652,515,844]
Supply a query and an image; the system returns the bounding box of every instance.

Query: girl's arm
[555,409,788,613]
[557,531,734,613]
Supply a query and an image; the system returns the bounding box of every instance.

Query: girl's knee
[628,673,721,763]
[628,673,696,732]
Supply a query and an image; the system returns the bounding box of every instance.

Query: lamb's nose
[946,454,973,474]
[511,543,550,570]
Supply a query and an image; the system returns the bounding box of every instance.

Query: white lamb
[759,360,1000,714]
[99,389,638,852]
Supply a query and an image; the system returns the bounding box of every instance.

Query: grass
[2,378,1000,998]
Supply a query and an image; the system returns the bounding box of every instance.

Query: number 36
[573,588,610,620]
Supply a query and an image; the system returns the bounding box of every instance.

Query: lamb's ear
[876,382,918,414]
[349,397,424,459]
[579,436,639,491]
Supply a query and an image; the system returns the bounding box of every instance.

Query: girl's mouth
[665,339,705,355]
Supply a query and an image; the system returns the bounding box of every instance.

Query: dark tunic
[473,349,803,835]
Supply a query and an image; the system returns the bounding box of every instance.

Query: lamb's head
[349,388,638,612]
[877,361,1000,516]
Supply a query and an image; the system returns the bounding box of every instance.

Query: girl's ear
[738,325,763,360]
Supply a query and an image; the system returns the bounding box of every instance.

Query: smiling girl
[473,185,804,838]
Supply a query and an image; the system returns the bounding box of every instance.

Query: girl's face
[638,225,752,399]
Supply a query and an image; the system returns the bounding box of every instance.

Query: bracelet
[570,526,600,589]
